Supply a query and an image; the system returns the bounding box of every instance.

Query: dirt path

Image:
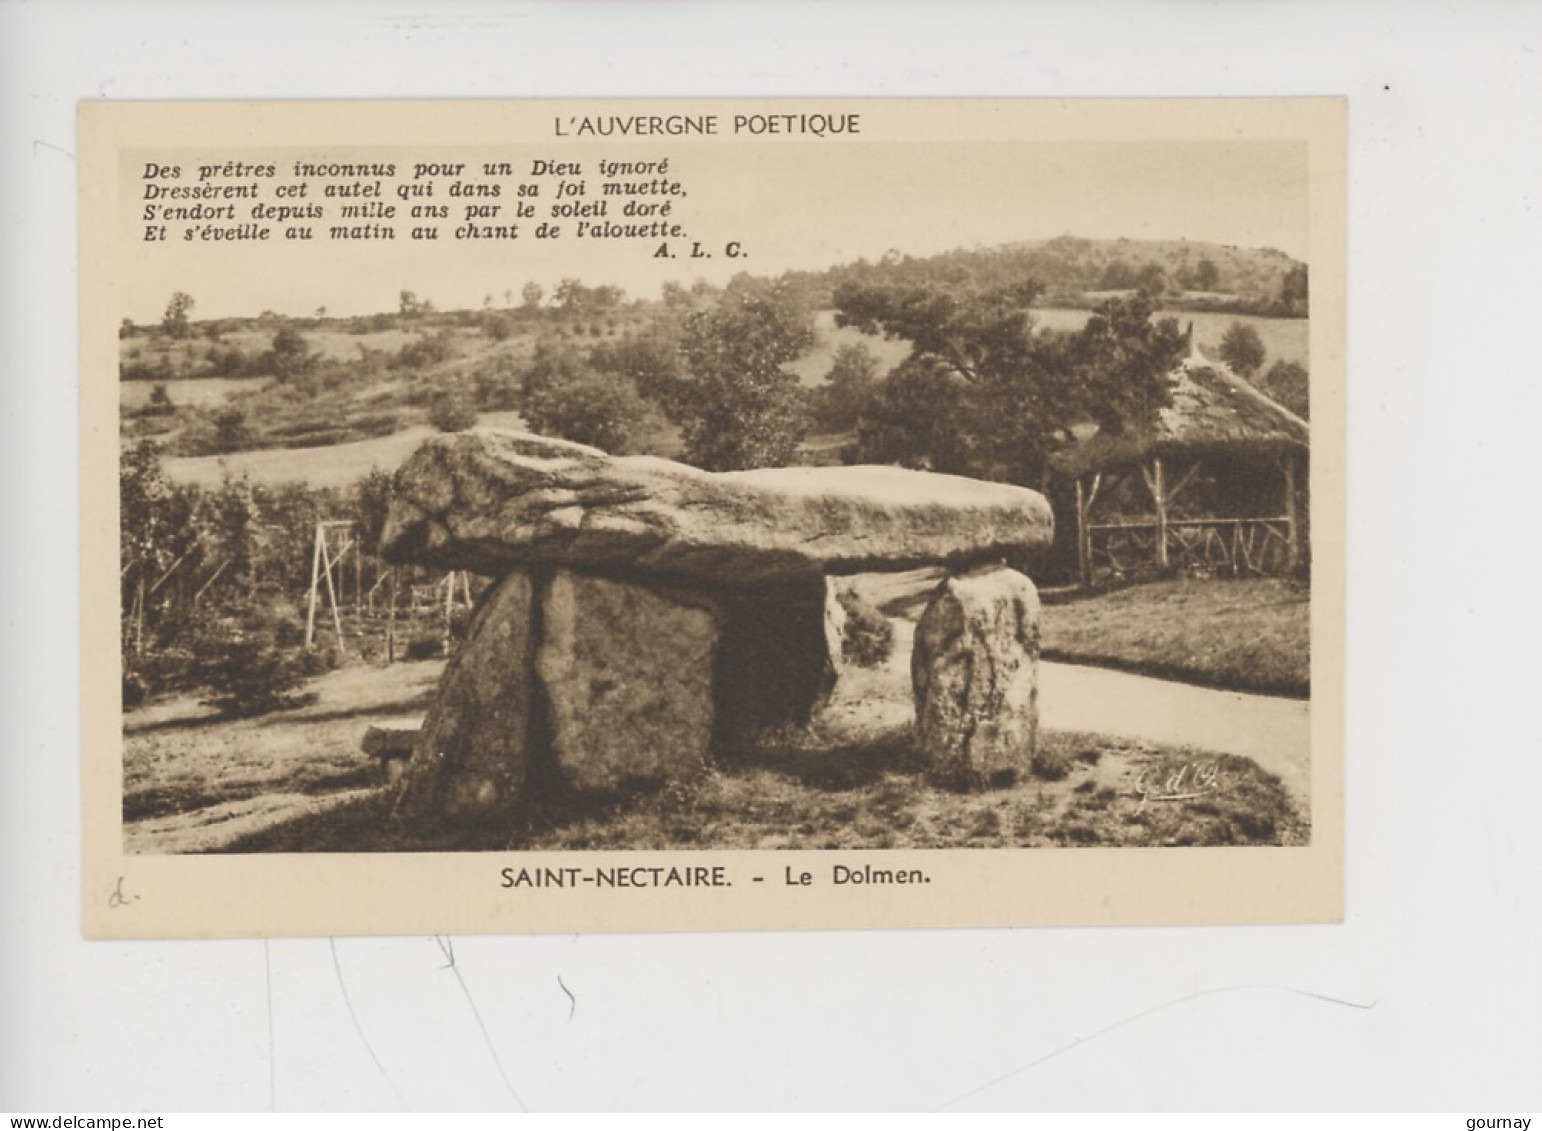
[1039,661,1310,806]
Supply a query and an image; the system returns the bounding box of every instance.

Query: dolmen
[379,429,1054,817]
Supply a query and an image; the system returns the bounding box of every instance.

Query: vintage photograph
[81,99,1345,935]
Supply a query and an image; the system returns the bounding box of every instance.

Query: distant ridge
[782,234,1308,317]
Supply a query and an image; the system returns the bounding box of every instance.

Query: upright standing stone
[395,571,539,818]
[538,571,722,791]
[911,565,1041,786]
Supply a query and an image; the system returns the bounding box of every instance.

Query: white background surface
[2,1,1538,1112]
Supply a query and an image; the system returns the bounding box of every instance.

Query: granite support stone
[911,564,1041,786]
[538,571,722,791]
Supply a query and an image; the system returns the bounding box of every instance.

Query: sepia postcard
[80,98,1345,938]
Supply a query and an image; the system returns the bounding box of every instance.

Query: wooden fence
[1088,516,1293,581]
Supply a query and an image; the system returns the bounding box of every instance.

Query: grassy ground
[1040,577,1310,697]
[122,662,442,851]
[215,730,1304,853]
[122,605,1307,853]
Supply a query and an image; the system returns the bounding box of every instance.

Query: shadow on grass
[124,762,385,824]
[254,693,435,728]
[727,725,925,790]
[124,710,226,736]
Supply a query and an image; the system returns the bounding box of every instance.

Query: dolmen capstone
[379,429,1054,816]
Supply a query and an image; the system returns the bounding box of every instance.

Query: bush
[389,331,455,371]
[837,588,894,668]
[404,636,446,661]
[1260,358,1309,419]
[1218,321,1267,377]
[211,406,255,453]
[524,372,652,452]
[428,392,478,432]
[196,602,319,717]
[122,667,151,710]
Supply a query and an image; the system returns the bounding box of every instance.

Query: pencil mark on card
[936,984,1377,1110]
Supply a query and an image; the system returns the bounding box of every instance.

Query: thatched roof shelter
[1056,343,1309,478]
[1058,340,1310,586]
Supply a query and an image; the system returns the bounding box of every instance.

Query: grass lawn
[213,728,1305,853]
[1041,577,1310,697]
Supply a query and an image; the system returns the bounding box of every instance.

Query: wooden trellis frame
[304,520,355,651]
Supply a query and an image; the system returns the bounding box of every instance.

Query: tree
[1099,260,1136,290]
[212,406,255,452]
[145,383,175,417]
[521,336,589,399]
[672,283,814,471]
[855,354,981,475]
[553,278,588,313]
[589,285,625,311]
[1134,264,1167,297]
[266,327,315,380]
[525,371,656,454]
[399,290,435,317]
[1218,321,1267,377]
[352,469,396,556]
[589,332,684,410]
[161,292,195,339]
[1279,264,1308,315]
[521,281,544,309]
[1260,358,1309,419]
[1071,294,1188,435]
[1194,257,1220,291]
[837,279,1184,485]
[428,391,478,432]
[813,342,881,432]
[660,280,691,310]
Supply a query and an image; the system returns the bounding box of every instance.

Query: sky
[117,138,1309,323]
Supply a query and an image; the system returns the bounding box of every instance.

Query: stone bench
[379,429,1054,816]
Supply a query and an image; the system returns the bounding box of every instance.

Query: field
[122,577,1310,854]
[161,410,527,489]
[1040,577,1311,697]
[787,310,914,386]
[119,375,271,410]
[1033,307,1309,370]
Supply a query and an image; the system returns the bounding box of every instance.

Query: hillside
[120,234,1307,489]
[783,235,1308,317]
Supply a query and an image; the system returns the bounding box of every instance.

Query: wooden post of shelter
[134,576,146,656]
[1075,478,1088,591]
[1282,453,1300,572]
[1141,457,1170,571]
[386,567,398,664]
[1076,472,1102,591]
